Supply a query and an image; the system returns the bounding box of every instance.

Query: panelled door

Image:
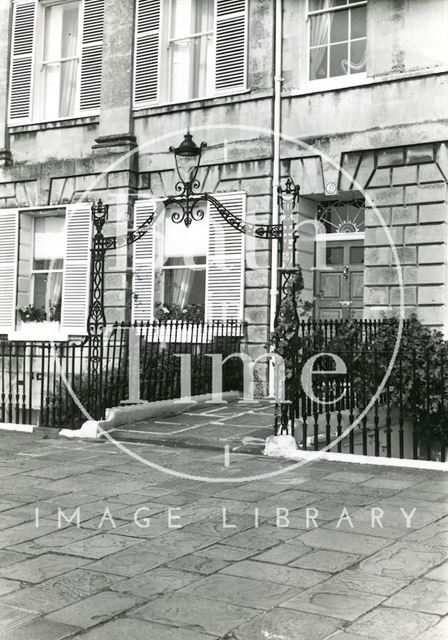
[315,240,364,320]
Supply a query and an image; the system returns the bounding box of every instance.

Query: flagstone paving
[0,428,446,639]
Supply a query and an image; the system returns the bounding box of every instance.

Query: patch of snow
[263,435,298,457]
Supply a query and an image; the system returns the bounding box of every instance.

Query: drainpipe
[269,0,283,394]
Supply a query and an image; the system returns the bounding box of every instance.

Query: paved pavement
[0,426,447,640]
[107,401,274,453]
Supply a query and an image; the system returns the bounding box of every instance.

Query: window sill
[286,66,448,97]
[291,74,370,96]
[133,88,273,117]
[9,322,68,342]
[8,115,99,134]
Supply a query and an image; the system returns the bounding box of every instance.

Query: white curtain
[47,272,63,317]
[168,270,195,307]
[310,13,331,80]
[59,4,79,117]
[170,0,213,100]
[43,3,79,119]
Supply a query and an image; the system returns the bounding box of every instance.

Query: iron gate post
[87,200,109,420]
[273,179,301,436]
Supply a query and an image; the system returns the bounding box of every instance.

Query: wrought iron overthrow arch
[87,179,301,434]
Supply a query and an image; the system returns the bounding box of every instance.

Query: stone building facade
[0,0,447,368]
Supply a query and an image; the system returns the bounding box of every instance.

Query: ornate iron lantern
[168,132,207,226]
[170,132,206,187]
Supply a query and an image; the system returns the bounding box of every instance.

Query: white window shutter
[206,192,245,322]
[134,0,162,108]
[132,201,156,322]
[215,0,247,93]
[80,0,104,113]
[8,1,36,124]
[0,209,19,334]
[61,203,92,335]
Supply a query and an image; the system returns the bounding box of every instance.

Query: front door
[315,240,364,320]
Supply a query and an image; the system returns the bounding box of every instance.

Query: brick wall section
[363,143,448,329]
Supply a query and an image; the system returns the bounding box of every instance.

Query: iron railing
[0,320,245,431]
[291,344,448,462]
[295,318,411,349]
[1,318,446,462]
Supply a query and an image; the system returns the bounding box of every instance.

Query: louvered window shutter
[132,201,156,322]
[134,0,162,108]
[215,0,247,93]
[80,0,104,113]
[206,192,245,322]
[8,1,36,124]
[61,203,92,335]
[0,209,19,335]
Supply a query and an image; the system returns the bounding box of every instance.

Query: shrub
[327,314,448,449]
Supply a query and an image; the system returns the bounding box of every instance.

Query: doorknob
[343,266,349,279]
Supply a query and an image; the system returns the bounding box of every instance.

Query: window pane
[309,0,325,10]
[351,5,367,39]
[43,2,79,119]
[34,217,65,260]
[350,246,364,264]
[170,39,191,100]
[171,0,193,39]
[310,46,328,79]
[163,268,206,307]
[33,259,64,271]
[59,59,78,117]
[194,0,214,32]
[164,256,206,266]
[310,14,328,46]
[44,2,79,61]
[329,42,348,77]
[330,9,349,43]
[33,272,63,320]
[329,0,349,6]
[326,247,344,265]
[169,0,214,102]
[61,3,79,58]
[164,212,208,259]
[350,39,366,73]
[42,63,62,120]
